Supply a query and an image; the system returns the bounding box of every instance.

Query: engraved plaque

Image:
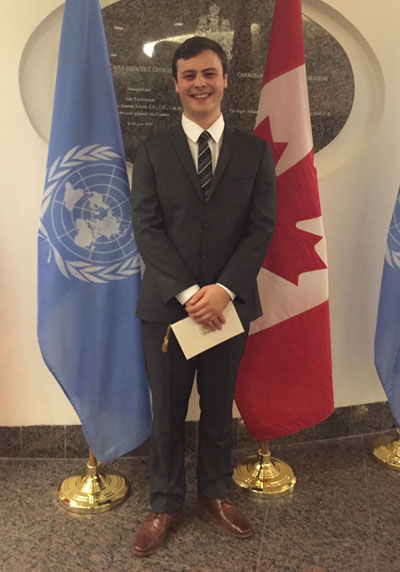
[102,0,354,163]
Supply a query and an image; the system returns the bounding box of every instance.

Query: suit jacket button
[202,255,208,260]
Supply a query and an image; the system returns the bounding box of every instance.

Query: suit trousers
[141,321,249,514]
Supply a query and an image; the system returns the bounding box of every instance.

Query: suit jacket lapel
[208,123,237,200]
[169,124,203,199]
[168,122,238,202]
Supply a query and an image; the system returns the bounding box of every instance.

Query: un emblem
[39,144,140,282]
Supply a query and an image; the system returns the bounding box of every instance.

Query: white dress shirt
[175,114,235,305]
[181,113,225,173]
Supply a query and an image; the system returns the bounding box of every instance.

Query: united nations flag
[38,0,151,461]
[375,186,400,426]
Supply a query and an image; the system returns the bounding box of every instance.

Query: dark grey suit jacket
[131,123,276,324]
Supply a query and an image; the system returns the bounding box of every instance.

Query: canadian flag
[235,0,334,440]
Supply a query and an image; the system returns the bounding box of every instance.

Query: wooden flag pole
[88,449,97,467]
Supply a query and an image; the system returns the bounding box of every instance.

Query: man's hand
[185,284,231,331]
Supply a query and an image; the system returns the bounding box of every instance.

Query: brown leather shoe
[198,496,253,538]
[132,509,183,557]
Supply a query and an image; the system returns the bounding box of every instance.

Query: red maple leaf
[255,116,327,285]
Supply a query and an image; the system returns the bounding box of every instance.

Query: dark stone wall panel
[102,0,354,162]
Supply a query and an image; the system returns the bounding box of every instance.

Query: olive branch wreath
[386,246,400,270]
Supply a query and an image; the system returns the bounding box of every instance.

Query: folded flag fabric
[375,186,400,425]
[235,0,334,440]
[37,0,151,462]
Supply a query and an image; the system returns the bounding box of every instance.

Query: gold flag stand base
[58,451,128,513]
[372,429,400,471]
[233,440,296,498]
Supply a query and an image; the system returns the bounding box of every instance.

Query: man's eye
[183,75,195,80]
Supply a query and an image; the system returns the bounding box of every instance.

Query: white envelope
[170,301,244,360]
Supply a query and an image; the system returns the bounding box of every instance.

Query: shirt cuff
[176,284,200,305]
[216,283,236,301]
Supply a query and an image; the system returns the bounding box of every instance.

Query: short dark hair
[171,36,228,80]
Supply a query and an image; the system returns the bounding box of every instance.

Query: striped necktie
[198,131,212,198]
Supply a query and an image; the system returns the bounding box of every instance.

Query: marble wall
[102,0,354,161]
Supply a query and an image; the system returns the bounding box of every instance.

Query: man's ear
[223,74,228,88]
[174,80,179,94]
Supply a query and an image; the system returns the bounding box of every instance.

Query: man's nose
[194,74,206,87]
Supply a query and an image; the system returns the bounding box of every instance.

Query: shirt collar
[181,114,225,144]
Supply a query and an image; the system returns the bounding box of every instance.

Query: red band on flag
[263,0,305,85]
[236,301,333,440]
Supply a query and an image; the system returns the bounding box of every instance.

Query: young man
[131,36,276,557]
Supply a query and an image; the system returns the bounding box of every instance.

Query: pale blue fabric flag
[38,0,151,461]
[375,186,400,425]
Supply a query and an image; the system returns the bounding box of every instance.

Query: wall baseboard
[0,401,396,459]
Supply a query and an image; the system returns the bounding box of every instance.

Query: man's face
[174,49,228,128]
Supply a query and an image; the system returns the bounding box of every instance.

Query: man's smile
[191,93,212,99]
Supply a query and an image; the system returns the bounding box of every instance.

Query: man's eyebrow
[181,67,218,75]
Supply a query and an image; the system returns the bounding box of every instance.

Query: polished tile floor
[1,432,399,572]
